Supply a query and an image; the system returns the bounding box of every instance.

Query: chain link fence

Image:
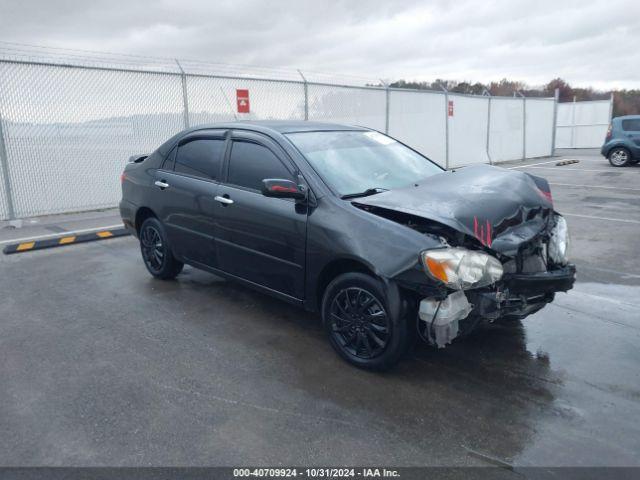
[0,51,561,220]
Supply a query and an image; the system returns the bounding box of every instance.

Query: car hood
[352,164,554,257]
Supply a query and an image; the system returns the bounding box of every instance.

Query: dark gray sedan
[120,121,575,369]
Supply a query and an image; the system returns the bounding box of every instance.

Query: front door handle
[214,195,234,205]
[154,180,170,189]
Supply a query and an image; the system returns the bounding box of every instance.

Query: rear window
[174,138,225,180]
[621,119,640,132]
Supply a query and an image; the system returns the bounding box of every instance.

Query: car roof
[614,115,640,121]
[193,120,368,134]
[156,121,370,156]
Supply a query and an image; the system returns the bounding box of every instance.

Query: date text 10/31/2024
[233,468,400,478]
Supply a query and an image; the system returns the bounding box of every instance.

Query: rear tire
[139,217,183,280]
[321,272,409,370]
[608,147,631,167]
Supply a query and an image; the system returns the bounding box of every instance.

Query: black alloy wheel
[141,223,164,272]
[322,272,410,370]
[138,217,183,280]
[329,287,390,359]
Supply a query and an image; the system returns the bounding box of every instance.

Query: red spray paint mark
[538,188,553,204]
[473,216,493,247]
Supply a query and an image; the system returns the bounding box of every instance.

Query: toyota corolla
[120,121,575,369]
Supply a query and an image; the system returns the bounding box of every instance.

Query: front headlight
[420,247,503,290]
[548,215,569,265]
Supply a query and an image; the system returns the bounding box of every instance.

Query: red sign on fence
[236,89,250,113]
[448,100,454,117]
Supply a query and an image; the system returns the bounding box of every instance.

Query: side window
[227,141,292,191]
[621,119,640,132]
[174,138,225,180]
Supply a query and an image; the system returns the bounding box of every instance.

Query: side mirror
[262,179,306,200]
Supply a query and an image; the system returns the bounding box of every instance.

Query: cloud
[0,0,638,89]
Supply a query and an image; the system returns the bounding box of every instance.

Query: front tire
[321,273,409,370]
[608,147,631,167]
[139,217,183,280]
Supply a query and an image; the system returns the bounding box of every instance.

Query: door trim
[167,222,214,240]
[214,236,303,270]
[186,258,304,305]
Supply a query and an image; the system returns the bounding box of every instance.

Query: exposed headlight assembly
[548,215,570,265]
[421,247,503,290]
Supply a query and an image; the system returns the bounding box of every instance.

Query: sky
[0,0,638,90]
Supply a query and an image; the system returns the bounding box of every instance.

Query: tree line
[388,78,638,117]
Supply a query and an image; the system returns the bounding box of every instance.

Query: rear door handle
[214,195,234,205]
[154,180,170,189]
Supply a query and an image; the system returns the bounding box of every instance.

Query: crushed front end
[397,213,576,348]
[351,164,577,348]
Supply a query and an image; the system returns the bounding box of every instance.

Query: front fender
[304,197,444,311]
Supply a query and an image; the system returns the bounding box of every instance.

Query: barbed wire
[0,40,380,85]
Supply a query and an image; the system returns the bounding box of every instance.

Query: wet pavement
[0,149,639,467]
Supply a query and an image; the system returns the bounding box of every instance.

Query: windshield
[286,130,442,197]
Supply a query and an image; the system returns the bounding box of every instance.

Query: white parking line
[572,290,640,308]
[0,223,125,246]
[577,264,640,280]
[507,159,561,169]
[518,166,637,173]
[561,213,640,224]
[550,183,640,192]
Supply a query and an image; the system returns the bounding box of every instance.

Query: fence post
[0,111,15,220]
[517,91,526,160]
[570,95,576,148]
[297,70,309,121]
[483,89,492,165]
[175,59,190,129]
[381,79,390,135]
[551,88,559,156]
[439,84,449,169]
[608,92,614,121]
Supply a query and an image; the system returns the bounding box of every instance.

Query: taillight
[120,172,126,184]
[606,124,612,141]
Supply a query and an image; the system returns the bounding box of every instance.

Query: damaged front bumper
[418,264,576,348]
[503,266,576,295]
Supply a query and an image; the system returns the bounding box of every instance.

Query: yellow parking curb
[556,159,580,166]
[3,228,130,255]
